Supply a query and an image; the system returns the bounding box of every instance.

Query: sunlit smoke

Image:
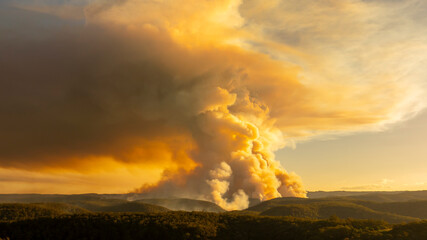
[0,0,426,208]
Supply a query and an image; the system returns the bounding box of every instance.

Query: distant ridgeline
[0,191,426,239]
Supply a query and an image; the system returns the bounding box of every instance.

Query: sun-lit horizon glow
[0,0,426,209]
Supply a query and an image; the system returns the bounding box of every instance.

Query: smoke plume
[1,0,426,209]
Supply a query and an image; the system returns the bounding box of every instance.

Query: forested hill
[0,192,426,239]
[0,192,426,223]
[135,198,225,212]
[0,203,89,221]
[0,194,224,213]
[258,202,419,223]
[0,212,426,240]
[244,196,427,223]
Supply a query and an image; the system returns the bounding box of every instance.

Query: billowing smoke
[1,0,427,209]
[135,81,307,209]
[207,162,249,210]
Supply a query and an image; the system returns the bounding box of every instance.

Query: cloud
[0,0,426,208]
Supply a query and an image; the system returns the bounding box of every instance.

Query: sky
[278,110,427,192]
[0,0,426,209]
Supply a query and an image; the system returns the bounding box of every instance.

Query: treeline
[0,203,89,222]
[245,197,427,223]
[258,201,419,223]
[0,212,426,240]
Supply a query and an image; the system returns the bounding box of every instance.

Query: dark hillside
[0,212,425,240]
[0,194,225,213]
[260,202,418,223]
[0,203,89,222]
[357,200,427,219]
[97,202,169,213]
[136,198,225,212]
[259,204,318,218]
[245,197,309,212]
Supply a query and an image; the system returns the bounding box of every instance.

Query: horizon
[1,190,426,196]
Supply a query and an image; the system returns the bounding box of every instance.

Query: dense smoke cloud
[0,0,426,209]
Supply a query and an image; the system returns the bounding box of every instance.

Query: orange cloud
[0,0,426,209]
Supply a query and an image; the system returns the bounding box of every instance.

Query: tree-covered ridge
[359,201,427,219]
[245,197,427,222]
[0,212,426,240]
[0,196,426,240]
[0,194,225,213]
[63,199,171,213]
[1,194,426,223]
[259,202,419,223]
[96,202,170,213]
[135,198,226,212]
[0,203,89,222]
[0,201,170,219]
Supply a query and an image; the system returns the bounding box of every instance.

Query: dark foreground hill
[136,198,225,212]
[93,202,170,213]
[0,194,224,213]
[0,198,169,214]
[61,199,170,213]
[0,203,89,221]
[0,212,426,240]
[0,202,167,221]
